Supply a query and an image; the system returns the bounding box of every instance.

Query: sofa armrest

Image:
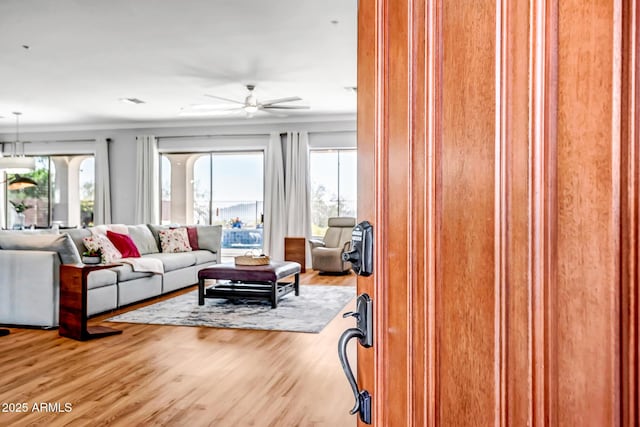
[0,250,60,327]
[196,225,222,260]
[309,239,326,250]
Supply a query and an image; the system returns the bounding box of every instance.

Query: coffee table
[198,261,301,308]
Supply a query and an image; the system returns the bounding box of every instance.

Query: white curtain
[93,138,112,225]
[134,135,159,224]
[0,172,5,229]
[262,132,287,259]
[284,131,312,267]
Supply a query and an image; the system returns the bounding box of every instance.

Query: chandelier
[0,112,36,173]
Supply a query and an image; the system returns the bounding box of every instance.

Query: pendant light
[0,112,36,173]
[7,175,37,190]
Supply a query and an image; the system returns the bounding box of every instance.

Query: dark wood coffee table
[198,261,301,308]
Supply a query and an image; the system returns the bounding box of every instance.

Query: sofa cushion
[0,232,81,264]
[87,269,118,290]
[192,250,216,265]
[143,252,197,272]
[65,228,92,255]
[90,224,128,235]
[147,224,168,252]
[110,264,154,282]
[127,224,159,255]
[196,225,221,253]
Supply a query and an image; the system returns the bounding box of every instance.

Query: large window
[310,149,357,237]
[160,155,171,225]
[5,155,95,229]
[79,157,95,227]
[160,151,264,255]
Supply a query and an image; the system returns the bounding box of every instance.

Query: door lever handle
[338,327,364,414]
[337,293,373,424]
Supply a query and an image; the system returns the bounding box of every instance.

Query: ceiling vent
[119,98,146,105]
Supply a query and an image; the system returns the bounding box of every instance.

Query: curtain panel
[134,135,159,224]
[284,131,312,267]
[93,138,112,225]
[262,132,287,260]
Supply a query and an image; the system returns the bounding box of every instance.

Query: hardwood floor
[0,270,357,427]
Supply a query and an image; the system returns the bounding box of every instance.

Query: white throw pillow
[82,234,123,263]
[158,228,192,253]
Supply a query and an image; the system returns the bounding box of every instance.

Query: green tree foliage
[7,168,49,201]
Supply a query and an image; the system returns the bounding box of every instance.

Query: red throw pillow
[106,230,141,258]
[187,226,200,250]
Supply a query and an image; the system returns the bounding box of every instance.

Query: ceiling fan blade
[260,96,302,106]
[263,105,310,110]
[204,94,245,105]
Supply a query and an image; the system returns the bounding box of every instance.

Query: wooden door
[356,0,639,425]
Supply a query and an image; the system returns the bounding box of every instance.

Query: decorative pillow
[106,230,141,258]
[170,226,199,251]
[158,228,192,253]
[83,234,122,263]
[186,226,200,250]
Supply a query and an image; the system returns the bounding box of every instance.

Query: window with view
[310,149,357,237]
[160,151,264,257]
[5,155,95,229]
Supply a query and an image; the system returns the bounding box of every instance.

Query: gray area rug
[106,285,356,333]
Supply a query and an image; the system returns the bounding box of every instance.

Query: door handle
[338,293,373,424]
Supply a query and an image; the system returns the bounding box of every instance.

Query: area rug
[106,285,356,333]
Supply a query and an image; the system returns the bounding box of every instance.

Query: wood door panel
[357,0,631,425]
[555,1,620,424]
[440,0,498,425]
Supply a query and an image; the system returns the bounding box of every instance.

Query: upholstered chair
[309,217,356,273]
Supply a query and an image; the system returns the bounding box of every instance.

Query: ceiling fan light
[244,105,258,114]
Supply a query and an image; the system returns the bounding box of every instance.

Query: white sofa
[0,224,222,328]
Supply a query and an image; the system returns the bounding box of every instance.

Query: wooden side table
[284,237,306,273]
[59,264,123,341]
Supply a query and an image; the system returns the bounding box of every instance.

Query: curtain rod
[0,138,97,144]
[156,129,355,140]
[156,133,270,140]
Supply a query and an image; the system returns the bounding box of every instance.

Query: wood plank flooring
[0,270,357,427]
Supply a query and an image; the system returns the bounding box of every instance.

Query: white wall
[0,117,356,224]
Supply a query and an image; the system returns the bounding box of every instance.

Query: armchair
[309,217,356,273]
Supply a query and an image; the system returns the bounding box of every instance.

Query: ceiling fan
[188,84,310,117]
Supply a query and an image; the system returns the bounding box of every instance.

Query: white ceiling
[0,0,357,131]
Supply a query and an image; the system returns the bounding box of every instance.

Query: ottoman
[198,261,301,308]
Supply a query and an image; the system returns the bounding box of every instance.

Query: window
[310,149,357,237]
[160,151,264,256]
[160,155,171,225]
[79,157,95,227]
[5,155,95,229]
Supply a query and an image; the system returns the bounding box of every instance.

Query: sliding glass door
[161,151,264,257]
